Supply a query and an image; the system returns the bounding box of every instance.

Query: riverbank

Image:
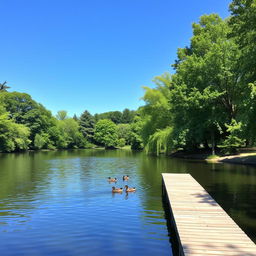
[171,149,256,166]
[207,152,256,165]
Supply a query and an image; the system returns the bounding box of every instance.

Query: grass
[206,154,220,160]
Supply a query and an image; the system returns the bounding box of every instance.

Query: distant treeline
[1,0,256,155]
[0,89,142,152]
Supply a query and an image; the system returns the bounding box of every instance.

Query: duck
[123,175,129,181]
[125,185,136,192]
[112,187,123,193]
[108,177,117,182]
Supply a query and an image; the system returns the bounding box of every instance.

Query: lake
[0,149,255,255]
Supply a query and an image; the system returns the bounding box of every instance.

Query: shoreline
[171,151,256,166]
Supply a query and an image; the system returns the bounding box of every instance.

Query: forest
[0,0,256,155]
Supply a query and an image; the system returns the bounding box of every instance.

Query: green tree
[121,109,136,123]
[0,105,31,152]
[117,138,126,148]
[94,111,123,124]
[94,119,118,148]
[229,0,256,84]
[219,119,246,154]
[170,14,244,152]
[140,73,172,148]
[34,133,49,149]
[130,115,144,150]
[117,123,132,145]
[0,81,10,92]
[0,92,56,145]
[79,110,95,142]
[56,110,68,120]
[57,118,88,148]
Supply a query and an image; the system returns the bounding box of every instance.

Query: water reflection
[0,149,255,256]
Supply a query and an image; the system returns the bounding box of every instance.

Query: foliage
[94,109,136,124]
[145,127,173,156]
[2,1,256,156]
[34,133,50,149]
[117,138,126,148]
[121,109,136,123]
[0,105,31,152]
[169,14,246,151]
[94,119,118,148]
[0,92,55,144]
[0,81,10,92]
[117,123,132,145]
[79,110,95,142]
[219,119,246,154]
[129,115,144,150]
[140,73,172,147]
[229,0,256,84]
[57,118,88,148]
[56,110,68,120]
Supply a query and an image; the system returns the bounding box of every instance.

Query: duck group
[108,175,136,193]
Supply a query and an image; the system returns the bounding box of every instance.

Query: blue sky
[0,0,231,116]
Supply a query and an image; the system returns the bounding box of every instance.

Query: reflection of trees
[0,149,255,243]
[0,152,54,220]
[135,154,256,243]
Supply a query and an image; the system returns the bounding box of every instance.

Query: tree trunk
[211,130,215,155]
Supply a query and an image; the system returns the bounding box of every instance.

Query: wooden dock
[162,173,256,256]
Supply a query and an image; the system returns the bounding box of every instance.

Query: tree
[169,14,244,151]
[73,114,78,121]
[219,119,245,154]
[0,105,31,152]
[129,115,144,150]
[79,110,95,142]
[94,119,118,148]
[0,81,10,92]
[140,73,172,148]
[0,92,56,145]
[57,118,88,148]
[117,123,132,145]
[146,127,173,155]
[34,133,49,149]
[56,110,68,120]
[121,109,136,123]
[229,0,256,84]
[94,111,123,124]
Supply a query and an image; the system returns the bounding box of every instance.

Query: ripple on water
[0,150,172,256]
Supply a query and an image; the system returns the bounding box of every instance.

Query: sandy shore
[171,150,256,166]
[206,152,256,165]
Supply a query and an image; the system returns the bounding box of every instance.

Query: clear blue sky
[0,0,231,116]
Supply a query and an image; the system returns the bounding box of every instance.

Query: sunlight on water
[0,149,256,255]
[0,150,172,256]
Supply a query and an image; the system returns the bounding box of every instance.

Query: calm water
[0,149,255,256]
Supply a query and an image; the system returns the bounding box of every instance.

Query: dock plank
[162,173,256,256]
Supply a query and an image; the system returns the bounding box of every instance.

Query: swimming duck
[112,187,123,193]
[125,185,136,192]
[108,177,117,182]
[123,175,129,181]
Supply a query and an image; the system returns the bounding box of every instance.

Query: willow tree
[140,72,173,154]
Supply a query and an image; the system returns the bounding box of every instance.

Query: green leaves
[94,119,118,149]
[219,119,246,154]
[0,105,31,152]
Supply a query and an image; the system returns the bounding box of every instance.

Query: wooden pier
[162,173,256,256]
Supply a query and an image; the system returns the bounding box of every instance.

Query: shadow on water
[0,149,256,255]
[162,192,180,256]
